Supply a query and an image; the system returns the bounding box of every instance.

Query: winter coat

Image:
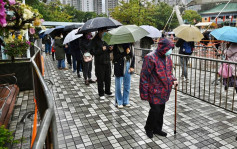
[140,38,177,104]
[79,36,91,54]
[70,39,83,61]
[113,44,135,77]
[176,38,194,55]
[90,34,112,65]
[64,44,71,54]
[226,43,237,76]
[54,37,65,60]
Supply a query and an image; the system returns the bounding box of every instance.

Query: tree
[111,1,179,30]
[182,10,202,25]
[26,0,73,22]
[153,2,179,30]
[111,0,155,26]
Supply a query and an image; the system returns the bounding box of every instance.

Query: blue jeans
[57,59,65,69]
[180,56,189,78]
[45,43,51,54]
[115,61,131,106]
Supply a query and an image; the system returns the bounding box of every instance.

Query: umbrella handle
[174,86,177,134]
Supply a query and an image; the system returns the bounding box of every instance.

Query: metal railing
[134,47,237,113]
[31,45,58,149]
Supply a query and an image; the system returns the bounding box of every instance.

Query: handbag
[218,63,232,78]
[51,46,55,52]
[83,52,93,62]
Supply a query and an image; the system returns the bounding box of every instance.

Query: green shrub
[0,125,20,149]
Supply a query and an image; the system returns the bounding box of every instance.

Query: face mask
[165,49,172,56]
[102,32,106,37]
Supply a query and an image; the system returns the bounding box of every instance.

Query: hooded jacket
[139,38,177,104]
[54,36,65,60]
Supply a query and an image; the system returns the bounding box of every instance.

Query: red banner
[223,16,225,22]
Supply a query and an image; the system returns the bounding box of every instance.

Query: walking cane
[174,85,177,134]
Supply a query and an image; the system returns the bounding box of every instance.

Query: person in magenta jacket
[140,38,178,138]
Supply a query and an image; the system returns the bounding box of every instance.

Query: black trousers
[95,63,111,96]
[77,60,83,74]
[83,61,92,80]
[145,103,166,132]
[52,52,55,61]
[66,54,72,65]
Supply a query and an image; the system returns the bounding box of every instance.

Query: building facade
[200,3,237,26]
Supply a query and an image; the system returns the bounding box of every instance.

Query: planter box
[0,59,33,91]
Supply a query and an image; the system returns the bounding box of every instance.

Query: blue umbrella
[210,26,237,43]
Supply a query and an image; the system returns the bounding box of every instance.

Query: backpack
[183,42,192,55]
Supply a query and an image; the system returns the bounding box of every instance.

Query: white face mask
[61,35,63,38]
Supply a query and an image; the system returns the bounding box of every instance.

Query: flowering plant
[4,38,31,62]
[0,0,41,36]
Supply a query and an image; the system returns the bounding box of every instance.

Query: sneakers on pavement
[118,105,123,109]
[99,96,105,100]
[124,104,131,107]
[105,92,114,97]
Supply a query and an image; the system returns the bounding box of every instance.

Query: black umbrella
[64,24,83,32]
[77,17,122,34]
[50,26,65,38]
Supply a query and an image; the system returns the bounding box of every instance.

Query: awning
[187,0,237,6]
[195,22,217,27]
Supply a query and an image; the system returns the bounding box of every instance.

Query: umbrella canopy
[63,28,82,45]
[78,17,122,33]
[102,25,149,45]
[210,26,237,43]
[173,24,203,42]
[44,28,55,35]
[140,25,161,38]
[64,24,82,32]
[39,30,46,34]
[50,26,65,38]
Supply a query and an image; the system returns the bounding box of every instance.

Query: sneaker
[124,104,131,107]
[63,68,68,70]
[153,130,167,137]
[77,73,81,78]
[99,96,105,100]
[118,105,123,109]
[105,92,114,97]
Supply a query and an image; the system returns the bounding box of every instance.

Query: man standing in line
[90,28,114,99]
[176,38,194,82]
[140,38,178,139]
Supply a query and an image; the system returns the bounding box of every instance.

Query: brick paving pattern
[9,54,237,149]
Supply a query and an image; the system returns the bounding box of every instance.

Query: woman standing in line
[113,43,135,108]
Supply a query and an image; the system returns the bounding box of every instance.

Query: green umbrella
[102,25,149,45]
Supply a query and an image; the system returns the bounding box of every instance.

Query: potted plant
[4,37,31,62]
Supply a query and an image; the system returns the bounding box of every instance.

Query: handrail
[30,44,58,149]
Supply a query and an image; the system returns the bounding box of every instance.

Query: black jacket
[90,34,112,65]
[79,36,91,54]
[176,38,194,55]
[70,39,82,61]
[113,44,135,77]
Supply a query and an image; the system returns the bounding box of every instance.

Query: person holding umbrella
[176,38,194,82]
[140,38,178,139]
[79,32,96,85]
[90,28,114,99]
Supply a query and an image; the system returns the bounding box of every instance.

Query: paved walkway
[10,54,237,149]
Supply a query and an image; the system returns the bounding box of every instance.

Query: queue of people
[43,28,181,140]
